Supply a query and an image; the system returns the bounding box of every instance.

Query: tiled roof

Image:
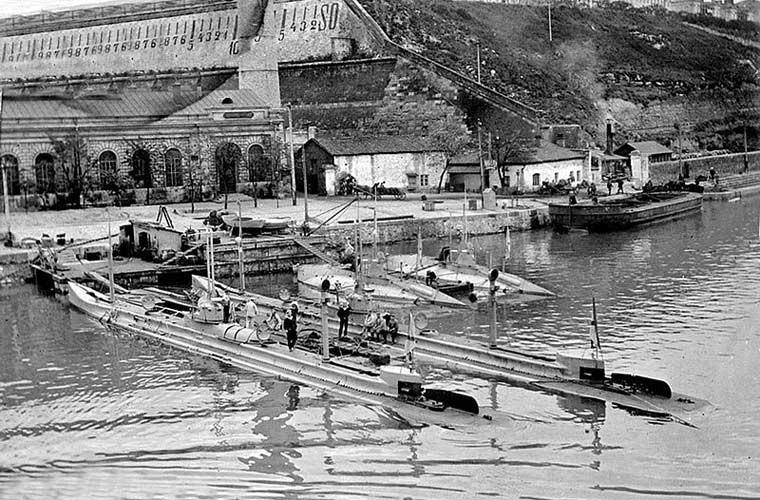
[309,136,438,156]
[504,139,585,165]
[1,91,201,121]
[450,152,480,165]
[168,89,269,117]
[617,141,673,157]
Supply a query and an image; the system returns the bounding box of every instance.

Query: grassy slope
[359,0,759,132]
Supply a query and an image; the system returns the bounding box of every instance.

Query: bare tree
[49,132,93,208]
[428,111,471,193]
[492,131,537,189]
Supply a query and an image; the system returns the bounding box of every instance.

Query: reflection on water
[2,197,760,499]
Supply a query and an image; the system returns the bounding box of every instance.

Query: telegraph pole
[0,88,11,242]
[287,105,297,206]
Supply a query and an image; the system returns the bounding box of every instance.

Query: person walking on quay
[284,302,299,351]
[337,299,351,340]
[606,179,613,196]
[617,178,624,194]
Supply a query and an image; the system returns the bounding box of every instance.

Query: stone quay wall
[319,206,550,244]
[649,151,760,183]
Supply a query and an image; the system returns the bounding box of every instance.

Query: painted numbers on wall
[0,13,238,64]
[275,2,340,41]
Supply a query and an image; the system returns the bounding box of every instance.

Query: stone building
[0,85,282,208]
[297,136,446,195]
[0,0,538,209]
[503,139,586,192]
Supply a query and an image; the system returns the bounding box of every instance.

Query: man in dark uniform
[337,299,351,340]
[284,302,299,351]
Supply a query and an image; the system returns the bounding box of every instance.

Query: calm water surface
[2,197,760,499]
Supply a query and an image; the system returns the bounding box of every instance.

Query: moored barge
[549,192,703,232]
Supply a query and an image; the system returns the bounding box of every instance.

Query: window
[420,174,429,187]
[98,151,117,186]
[577,170,581,182]
[164,149,183,187]
[532,173,540,186]
[0,155,20,195]
[35,153,56,194]
[222,97,233,105]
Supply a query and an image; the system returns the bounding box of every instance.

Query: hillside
[359,0,759,147]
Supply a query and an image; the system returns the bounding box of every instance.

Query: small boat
[261,217,291,233]
[548,192,703,232]
[222,215,265,236]
[385,247,554,303]
[65,280,490,425]
[296,263,469,312]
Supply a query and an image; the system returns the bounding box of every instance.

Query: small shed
[447,152,498,193]
[614,141,673,164]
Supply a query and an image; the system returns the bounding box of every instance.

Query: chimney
[606,121,614,154]
[307,126,317,140]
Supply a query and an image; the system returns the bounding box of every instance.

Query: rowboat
[222,215,265,235]
[549,192,703,232]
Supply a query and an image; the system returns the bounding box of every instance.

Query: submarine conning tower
[555,352,606,382]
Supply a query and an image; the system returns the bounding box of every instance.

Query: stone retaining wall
[649,151,760,183]
[317,206,550,243]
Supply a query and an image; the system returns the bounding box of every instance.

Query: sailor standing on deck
[284,302,299,351]
[337,299,351,340]
[244,298,259,329]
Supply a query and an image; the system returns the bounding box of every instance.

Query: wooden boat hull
[222,216,265,236]
[548,193,703,232]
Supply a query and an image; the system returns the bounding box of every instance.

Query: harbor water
[2,196,760,499]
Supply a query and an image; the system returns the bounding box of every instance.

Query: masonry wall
[334,151,446,191]
[0,0,382,81]
[649,150,760,183]
[511,157,586,192]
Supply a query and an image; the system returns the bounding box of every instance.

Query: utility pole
[548,0,553,44]
[0,88,10,242]
[287,105,297,206]
[743,123,749,174]
[476,44,485,203]
[674,123,683,179]
[302,134,309,227]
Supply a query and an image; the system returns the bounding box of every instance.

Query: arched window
[131,149,152,188]
[98,151,117,186]
[532,173,541,186]
[35,153,56,194]
[0,155,21,195]
[164,149,183,187]
[247,145,268,183]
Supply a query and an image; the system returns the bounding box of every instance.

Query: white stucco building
[504,140,586,192]
[298,136,446,195]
